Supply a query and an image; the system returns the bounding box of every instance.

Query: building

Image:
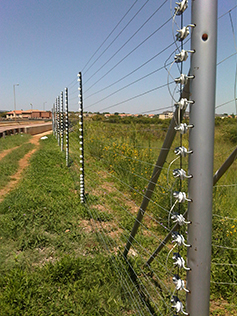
[6,110,52,119]
[159,111,174,120]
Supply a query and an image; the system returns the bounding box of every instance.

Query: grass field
[0,118,236,315]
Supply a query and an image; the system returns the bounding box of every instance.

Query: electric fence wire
[84,173,174,280]
[95,82,171,113]
[83,0,150,78]
[217,51,237,66]
[82,0,139,73]
[214,184,237,188]
[83,164,172,236]
[63,2,237,111]
[69,137,172,225]
[81,173,175,314]
[70,146,185,314]
[70,139,191,298]
[212,245,237,251]
[83,16,173,94]
[84,0,169,86]
[68,125,233,294]
[82,204,148,316]
[68,132,182,239]
[212,263,237,267]
[80,182,170,315]
[67,162,148,315]
[85,64,174,109]
[218,4,237,20]
[84,47,174,102]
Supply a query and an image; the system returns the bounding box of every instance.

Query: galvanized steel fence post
[57,95,60,146]
[60,91,64,152]
[65,87,69,167]
[78,72,85,203]
[186,1,218,315]
[55,97,58,140]
[52,103,55,135]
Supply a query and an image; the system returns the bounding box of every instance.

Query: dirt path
[0,131,52,203]
[0,146,19,161]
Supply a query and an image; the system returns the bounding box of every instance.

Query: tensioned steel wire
[69,126,184,252]
[62,3,237,115]
[68,123,190,315]
[83,0,150,78]
[80,174,174,315]
[83,0,169,86]
[67,149,173,315]
[83,16,173,96]
[82,0,139,73]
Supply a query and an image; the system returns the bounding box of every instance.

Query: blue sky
[1,0,236,114]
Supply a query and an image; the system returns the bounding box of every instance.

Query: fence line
[51,1,237,314]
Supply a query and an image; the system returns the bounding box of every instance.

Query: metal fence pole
[52,103,55,136]
[57,96,60,146]
[65,87,69,167]
[186,1,218,315]
[60,91,64,152]
[55,98,58,139]
[78,72,85,203]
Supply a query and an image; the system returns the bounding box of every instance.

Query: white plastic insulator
[174,146,192,157]
[172,231,191,247]
[172,252,191,270]
[176,24,196,41]
[174,98,194,110]
[173,275,190,292]
[173,168,192,180]
[174,49,194,63]
[175,74,189,85]
[171,296,189,315]
[174,123,194,134]
[176,26,190,41]
[171,213,191,225]
[173,191,191,203]
[175,50,188,62]
[175,0,188,15]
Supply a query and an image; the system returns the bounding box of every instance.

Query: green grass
[0,134,137,315]
[0,118,236,315]
[0,133,32,152]
[74,118,237,311]
[0,142,35,189]
[0,255,130,316]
